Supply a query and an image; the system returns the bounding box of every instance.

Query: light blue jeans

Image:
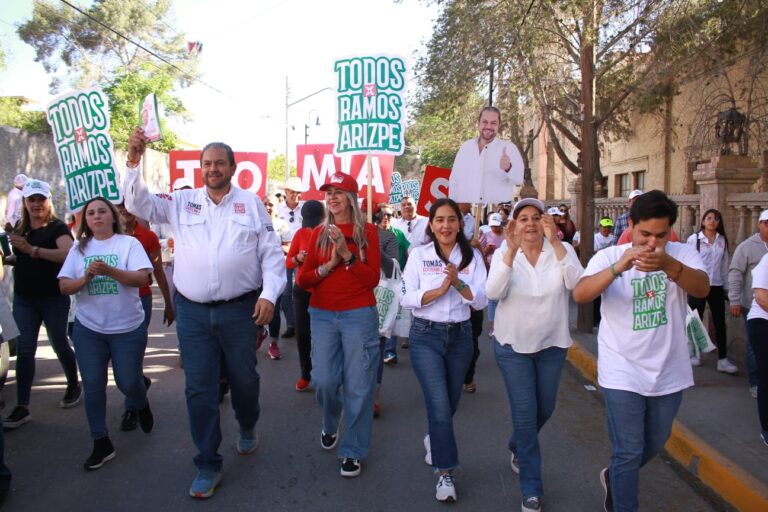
[603,388,683,512]
[494,343,567,498]
[409,317,473,471]
[309,306,379,460]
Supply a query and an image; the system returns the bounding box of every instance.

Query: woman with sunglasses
[686,209,735,372]
[58,197,154,470]
[555,204,577,244]
[401,198,487,502]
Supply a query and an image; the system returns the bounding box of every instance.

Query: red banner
[417,165,451,217]
[169,150,268,197]
[296,144,394,204]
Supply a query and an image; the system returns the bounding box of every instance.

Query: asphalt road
[1,298,733,512]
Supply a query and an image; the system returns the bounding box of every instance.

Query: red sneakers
[295,378,311,391]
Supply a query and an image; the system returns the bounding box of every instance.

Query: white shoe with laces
[690,355,701,367]
[717,358,738,374]
[435,473,457,502]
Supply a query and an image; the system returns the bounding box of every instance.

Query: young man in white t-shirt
[573,190,709,512]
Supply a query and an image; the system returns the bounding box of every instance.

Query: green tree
[0,97,49,133]
[267,154,297,184]
[17,0,198,149]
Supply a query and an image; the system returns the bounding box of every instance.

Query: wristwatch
[344,253,357,270]
[454,280,467,292]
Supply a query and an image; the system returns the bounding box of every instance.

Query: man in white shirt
[123,128,285,499]
[573,190,709,512]
[275,177,305,339]
[4,174,27,230]
[392,196,428,246]
[448,107,524,205]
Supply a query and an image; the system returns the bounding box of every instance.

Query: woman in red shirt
[286,200,325,392]
[296,172,380,479]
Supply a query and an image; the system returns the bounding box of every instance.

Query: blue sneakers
[189,469,222,499]
[237,429,259,455]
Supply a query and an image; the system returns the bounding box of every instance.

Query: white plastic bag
[392,268,412,338]
[686,305,716,357]
[374,259,401,338]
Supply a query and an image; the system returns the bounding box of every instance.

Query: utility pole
[488,57,495,106]
[284,76,290,181]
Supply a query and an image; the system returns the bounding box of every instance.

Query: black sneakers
[321,431,338,450]
[340,458,361,477]
[281,327,296,339]
[600,467,613,512]
[138,402,154,433]
[61,384,82,409]
[84,436,116,471]
[4,406,31,430]
[120,409,138,431]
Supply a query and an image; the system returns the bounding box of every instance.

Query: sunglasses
[382,213,394,218]
[289,211,295,223]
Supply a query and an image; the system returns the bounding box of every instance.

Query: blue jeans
[141,294,152,329]
[494,343,567,498]
[309,306,379,460]
[175,292,261,472]
[603,388,683,512]
[13,294,78,405]
[281,267,295,329]
[488,299,499,322]
[72,319,148,439]
[409,317,473,471]
[383,334,398,355]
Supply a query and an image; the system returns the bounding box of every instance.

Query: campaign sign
[417,165,451,217]
[139,93,162,142]
[46,88,120,211]
[296,144,394,203]
[388,172,420,205]
[334,55,406,155]
[169,150,268,197]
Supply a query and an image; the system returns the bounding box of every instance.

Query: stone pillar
[567,176,581,228]
[693,155,763,243]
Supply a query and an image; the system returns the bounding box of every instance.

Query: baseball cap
[512,197,545,218]
[301,200,325,228]
[546,207,561,216]
[22,179,51,198]
[628,189,643,200]
[283,176,308,193]
[759,209,768,222]
[599,218,614,228]
[319,172,358,194]
[14,174,28,187]
[488,213,502,227]
[172,177,194,190]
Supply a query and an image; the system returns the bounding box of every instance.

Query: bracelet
[453,280,467,292]
[31,246,40,259]
[126,159,140,168]
[344,253,357,270]
[609,263,621,279]
[667,261,684,282]
[317,264,331,278]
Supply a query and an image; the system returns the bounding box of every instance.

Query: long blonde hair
[318,190,368,259]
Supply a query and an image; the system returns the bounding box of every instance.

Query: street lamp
[293,110,321,144]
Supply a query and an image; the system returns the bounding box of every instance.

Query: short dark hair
[478,106,501,123]
[200,142,236,167]
[629,190,678,226]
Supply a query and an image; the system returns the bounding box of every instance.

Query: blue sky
[0,0,438,156]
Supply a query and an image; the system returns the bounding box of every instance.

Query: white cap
[488,213,502,227]
[546,207,561,216]
[172,177,194,191]
[283,176,308,193]
[14,174,28,187]
[628,189,643,200]
[512,197,545,217]
[22,179,51,198]
[759,209,768,222]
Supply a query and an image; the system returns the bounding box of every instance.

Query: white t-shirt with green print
[583,242,706,396]
[59,234,152,334]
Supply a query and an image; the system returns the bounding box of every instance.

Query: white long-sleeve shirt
[123,165,286,304]
[401,242,488,323]
[5,187,23,227]
[486,239,583,353]
[449,137,524,204]
[686,232,729,287]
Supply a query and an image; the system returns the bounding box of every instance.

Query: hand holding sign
[128,128,148,165]
[500,147,511,172]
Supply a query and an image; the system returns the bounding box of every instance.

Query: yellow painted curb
[566,340,768,512]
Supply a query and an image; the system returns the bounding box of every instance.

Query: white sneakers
[435,473,457,502]
[690,355,701,367]
[717,358,738,374]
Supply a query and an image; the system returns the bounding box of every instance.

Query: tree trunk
[577,2,598,333]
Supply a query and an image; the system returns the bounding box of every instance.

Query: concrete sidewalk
[566,310,768,512]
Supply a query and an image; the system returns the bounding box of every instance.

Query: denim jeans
[464,308,483,385]
[494,343,567,498]
[747,318,768,433]
[72,319,148,439]
[13,294,78,406]
[281,267,295,329]
[409,317,473,471]
[309,306,379,460]
[383,334,398,355]
[268,295,283,339]
[488,299,499,322]
[602,388,683,512]
[140,294,152,329]
[175,292,261,472]
[293,286,312,381]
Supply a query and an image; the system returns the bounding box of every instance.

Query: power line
[57,0,237,101]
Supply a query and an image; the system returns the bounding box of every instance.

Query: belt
[413,317,469,328]
[179,289,260,307]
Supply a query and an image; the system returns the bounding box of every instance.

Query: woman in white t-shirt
[686,209,734,372]
[746,253,768,446]
[401,198,487,503]
[58,197,153,472]
[485,198,583,512]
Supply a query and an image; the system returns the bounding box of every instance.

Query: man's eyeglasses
[382,213,394,218]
